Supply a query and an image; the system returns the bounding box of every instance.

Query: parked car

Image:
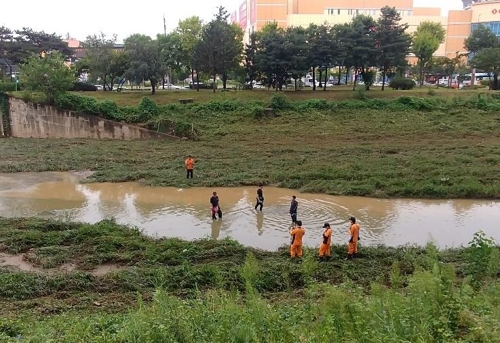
[165,84,181,89]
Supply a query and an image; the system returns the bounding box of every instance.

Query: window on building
[338,9,341,15]
[407,10,412,16]
[348,9,353,15]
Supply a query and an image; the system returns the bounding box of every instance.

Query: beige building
[230,0,500,62]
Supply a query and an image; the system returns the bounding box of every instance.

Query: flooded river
[0,172,499,250]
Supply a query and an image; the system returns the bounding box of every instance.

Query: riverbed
[0,172,498,250]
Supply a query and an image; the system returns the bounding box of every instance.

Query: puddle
[0,253,120,275]
[0,172,499,250]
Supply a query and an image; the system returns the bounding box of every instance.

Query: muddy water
[0,172,499,250]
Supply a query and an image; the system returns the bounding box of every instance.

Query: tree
[286,26,310,91]
[346,15,378,90]
[332,24,353,86]
[83,33,119,90]
[376,6,411,90]
[0,27,72,64]
[308,24,336,91]
[255,23,289,90]
[20,51,75,104]
[244,32,259,88]
[176,17,204,91]
[158,32,183,87]
[412,21,446,86]
[471,47,500,90]
[194,7,243,92]
[124,34,163,95]
[464,24,498,55]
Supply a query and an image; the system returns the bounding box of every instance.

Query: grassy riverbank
[84,86,487,106]
[2,93,500,198]
[0,218,499,342]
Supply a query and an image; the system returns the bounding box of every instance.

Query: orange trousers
[348,242,358,255]
[319,244,331,257]
[290,244,303,258]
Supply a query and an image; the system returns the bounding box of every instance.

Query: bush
[389,77,416,90]
[0,82,17,92]
[136,97,160,122]
[70,82,97,92]
[270,93,291,110]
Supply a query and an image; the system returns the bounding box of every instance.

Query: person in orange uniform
[319,223,332,261]
[290,220,306,259]
[347,216,360,259]
[185,155,195,179]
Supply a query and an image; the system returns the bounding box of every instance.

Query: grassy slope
[84,86,486,106]
[0,218,499,342]
[2,90,500,198]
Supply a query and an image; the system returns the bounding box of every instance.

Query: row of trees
[3,6,500,96]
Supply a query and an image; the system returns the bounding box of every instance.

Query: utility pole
[163,14,167,36]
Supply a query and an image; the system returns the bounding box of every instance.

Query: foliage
[466,231,498,290]
[376,6,412,90]
[82,33,128,91]
[464,24,499,54]
[124,34,163,95]
[0,82,16,92]
[346,15,378,90]
[19,51,75,104]
[389,77,417,90]
[244,32,259,87]
[0,218,500,342]
[0,26,72,64]
[0,91,10,136]
[471,47,500,90]
[412,21,446,85]
[194,7,244,91]
[176,16,204,88]
[70,82,97,91]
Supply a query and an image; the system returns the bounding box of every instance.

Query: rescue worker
[290,220,305,259]
[319,222,332,261]
[289,195,298,225]
[347,216,360,259]
[210,192,220,220]
[185,155,195,179]
[255,184,264,212]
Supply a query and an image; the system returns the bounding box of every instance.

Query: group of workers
[185,155,361,261]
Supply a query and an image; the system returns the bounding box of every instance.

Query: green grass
[76,86,489,106]
[0,218,499,342]
[2,93,500,198]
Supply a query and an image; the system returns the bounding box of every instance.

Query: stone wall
[7,97,178,140]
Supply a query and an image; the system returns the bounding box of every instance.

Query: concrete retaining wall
[7,97,178,140]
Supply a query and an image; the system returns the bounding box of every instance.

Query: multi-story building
[230,0,500,61]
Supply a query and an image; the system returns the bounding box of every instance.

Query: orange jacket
[322,228,332,245]
[185,158,194,169]
[349,224,360,243]
[290,226,305,245]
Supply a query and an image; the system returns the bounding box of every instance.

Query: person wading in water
[210,192,222,220]
[255,184,264,212]
[289,196,298,225]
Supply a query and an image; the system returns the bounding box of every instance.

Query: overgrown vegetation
[0,91,10,136]
[2,91,500,198]
[0,218,499,342]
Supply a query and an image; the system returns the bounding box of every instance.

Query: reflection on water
[0,172,499,250]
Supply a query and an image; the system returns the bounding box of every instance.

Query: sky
[0,0,463,42]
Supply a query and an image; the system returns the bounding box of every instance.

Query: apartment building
[230,0,500,60]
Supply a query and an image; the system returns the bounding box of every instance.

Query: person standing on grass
[346,216,360,260]
[210,191,220,220]
[185,155,195,179]
[255,184,264,212]
[289,195,298,225]
[319,223,332,261]
[290,220,306,259]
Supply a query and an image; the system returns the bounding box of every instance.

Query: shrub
[354,88,367,100]
[70,82,97,92]
[389,77,416,90]
[135,97,160,123]
[270,93,291,110]
[0,82,16,92]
